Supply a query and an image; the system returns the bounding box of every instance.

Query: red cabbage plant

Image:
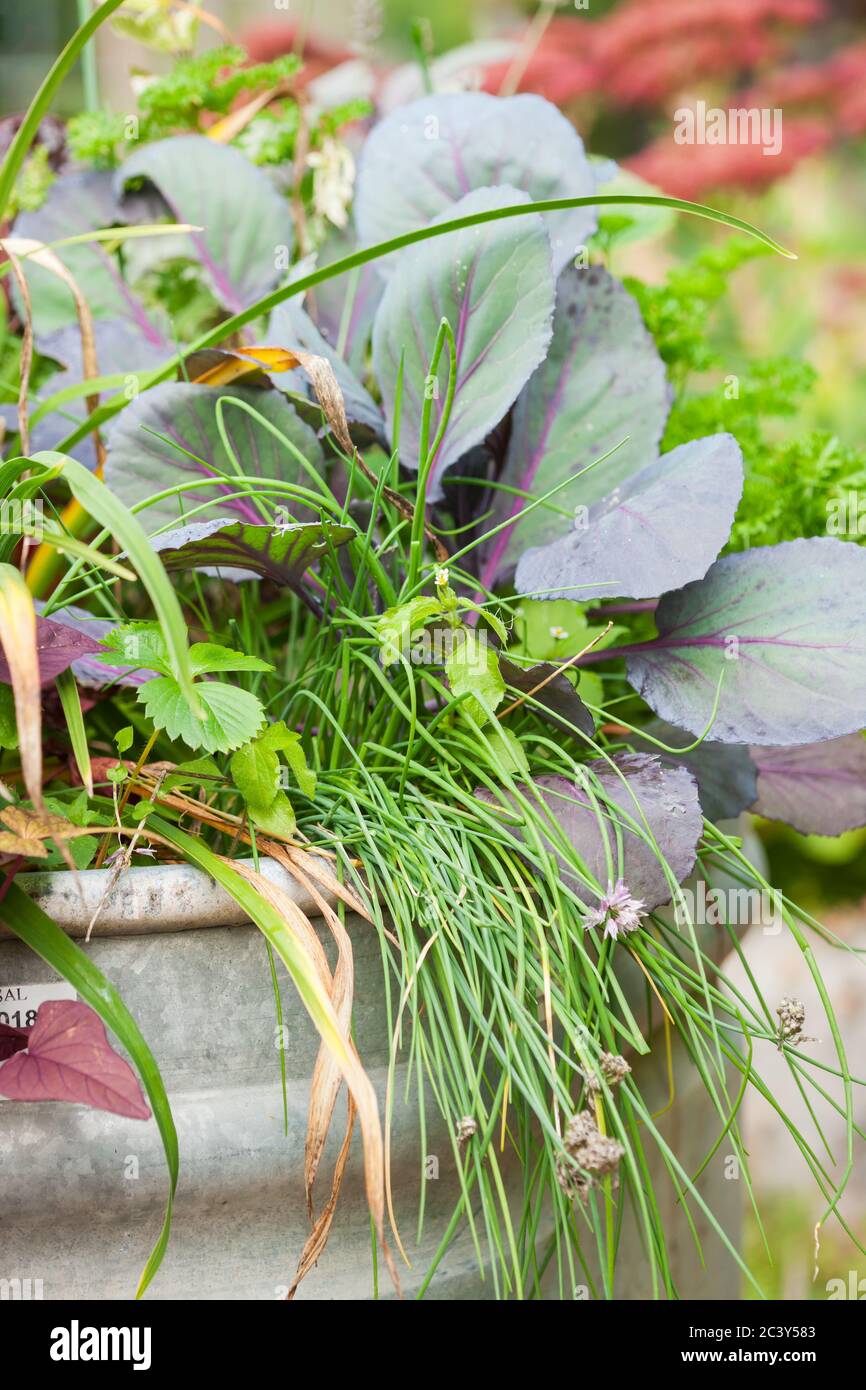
[3,73,864,1300]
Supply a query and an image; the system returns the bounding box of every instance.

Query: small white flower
[549,625,569,641]
[307,137,355,230]
[435,567,450,588]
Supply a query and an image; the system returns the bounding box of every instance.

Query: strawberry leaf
[139,677,265,754]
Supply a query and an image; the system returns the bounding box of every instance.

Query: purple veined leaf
[266,299,386,440]
[116,136,294,313]
[0,1020,30,1063]
[31,320,170,470]
[478,753,702,910]
[515,434,744,602]
[33,602,154,689]
[750,734,866,836]
[355,91,598,275]
[300,225,384,379]
[371,186,555,501]
[13,170,168,342]
[630,718,758,823]
[482,266,671,586]
[499,657,595,738]
[0,999,151,1120]
[103,383,324,535]
[150,516,355,589]
[0,615,101,688]
[626,538,866,746]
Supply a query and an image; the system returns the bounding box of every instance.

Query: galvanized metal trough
[0,858,742,1300]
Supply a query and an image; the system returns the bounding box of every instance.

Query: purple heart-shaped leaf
[0,999,151,1120]
[0,616,102,687]
[0,1020,30,1063]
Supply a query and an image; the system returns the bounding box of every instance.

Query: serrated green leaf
[99,622,170,676]
[446,631,505,726]
[189,643,274,676]
[140,677,265,753]
[246,792,297,839]
[261,720,316,798]
[231,720,315,815]
[231,735,280,807]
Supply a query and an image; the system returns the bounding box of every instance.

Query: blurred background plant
[2,0,864,1301]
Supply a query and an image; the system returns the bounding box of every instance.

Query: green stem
[76,0,102,113]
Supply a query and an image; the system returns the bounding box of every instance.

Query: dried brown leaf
[3,236,104,469]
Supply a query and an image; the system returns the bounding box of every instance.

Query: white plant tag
[0,981,77,1029]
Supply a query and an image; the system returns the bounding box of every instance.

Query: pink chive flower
[583,880,647,941]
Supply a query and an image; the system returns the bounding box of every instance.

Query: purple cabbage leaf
[266,298,385,439]
[371,185,556,500]
[626,538,866,745]
[355,92,599,275]
[103,383,324,534]
[750,734,866,835]
[515,433,743,602]
[479,752,702,910]
[482,266,671,587]
[116,135,294,314]
[630,718,758,823]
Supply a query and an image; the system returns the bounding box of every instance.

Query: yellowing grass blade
[0,562,43,809]
[185,345,307,387]
[6,234,105,596]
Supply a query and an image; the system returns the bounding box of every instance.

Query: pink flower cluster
[480,0,825,108]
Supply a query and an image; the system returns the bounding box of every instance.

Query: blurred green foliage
[745,1193,866,1300]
